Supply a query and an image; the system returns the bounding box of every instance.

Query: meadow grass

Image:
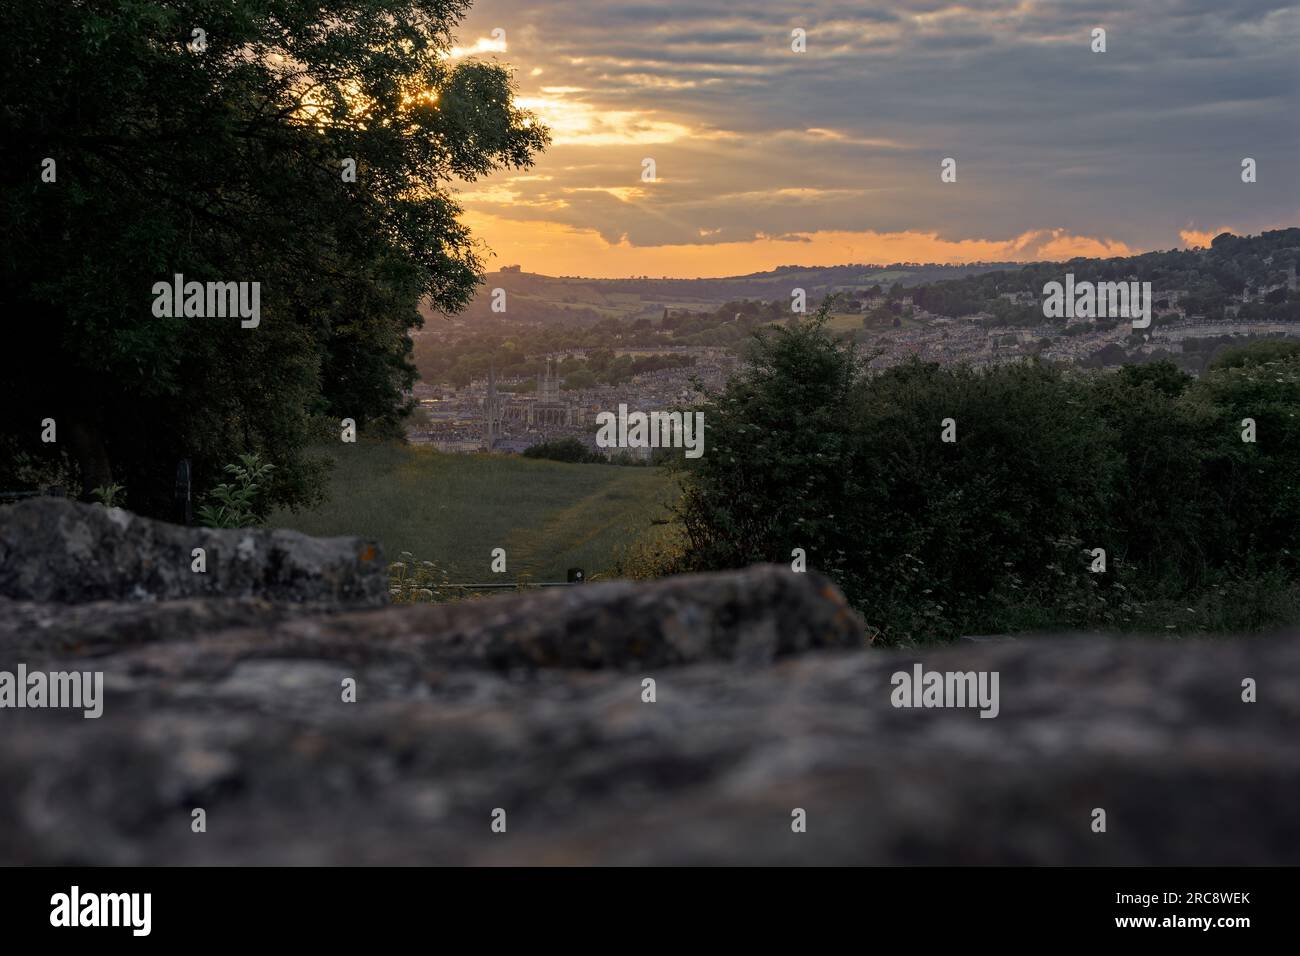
[268,442,679,582]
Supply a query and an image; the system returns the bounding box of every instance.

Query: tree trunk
[64,419,113,497]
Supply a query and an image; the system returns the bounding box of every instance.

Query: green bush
[90,482,127,508]
[197,453,276,529]
[388,551,454,604]
[678,310,1300,643]
[522,437,605,463]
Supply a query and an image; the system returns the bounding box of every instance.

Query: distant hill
[902,228,1300,324]
[412,230,1300,386]
[424,230,1300,329]
[429,261,1023,326]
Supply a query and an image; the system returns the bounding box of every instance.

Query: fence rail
[390,567,587,601]
[391,581,580,593]
[0,488,66,502]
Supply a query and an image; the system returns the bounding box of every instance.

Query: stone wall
[1,498,1297,865]
[0,497,387,606]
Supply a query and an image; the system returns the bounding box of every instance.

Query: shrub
[678,313,1300,642]
[388,551,454,603]
[90,482,127,508]
[197,453,276,529]
[522,437,605,463]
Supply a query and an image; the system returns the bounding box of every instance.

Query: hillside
[430,261,1022,327]
[409,229,1300,387]
[268,443,679,583]
[903,228,1300,324]
[421,229,1300,331]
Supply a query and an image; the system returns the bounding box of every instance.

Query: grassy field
[268,442,680,582]
[825,312,866,333]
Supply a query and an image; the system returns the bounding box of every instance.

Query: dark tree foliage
[678,312,1300,641]
[895,228,1300,323]
[0,0,548,514]
[521,437,605,464]
[1209,339,1300,371]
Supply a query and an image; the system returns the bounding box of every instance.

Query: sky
[446,0,1300,278]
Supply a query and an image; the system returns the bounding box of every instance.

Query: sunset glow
[447,0,1299,277]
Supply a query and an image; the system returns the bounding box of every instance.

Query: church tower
[484,364,500,451]
[541,357,558,404]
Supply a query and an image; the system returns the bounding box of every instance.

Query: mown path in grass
[268,442,678,582]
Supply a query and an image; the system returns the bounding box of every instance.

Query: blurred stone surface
[1,550,1296,864]
[0,497,386,606]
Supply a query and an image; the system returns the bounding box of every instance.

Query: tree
[0,0,548,515]
[1209,339,1300,371]
[561,367,597,390]
[677,311,1300,641]
[677,301,861,577]
[1115,361,1192,397]
[522,437,602,463]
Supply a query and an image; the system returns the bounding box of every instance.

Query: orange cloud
[513,94,702,146]
[1030,229,1136,260]
[1179,227,1233,249]
[442,34,507,60]
[463,210,1140,278]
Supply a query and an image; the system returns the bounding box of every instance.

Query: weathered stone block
[0,498,386,606]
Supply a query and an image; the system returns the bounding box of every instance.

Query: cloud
[1179,226,1233,248]
[513,94,705,145]
[442,33,508,60]
[463,208,1141,277]
[451,0,1300,275]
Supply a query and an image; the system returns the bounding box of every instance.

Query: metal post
[174,459,192,525]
